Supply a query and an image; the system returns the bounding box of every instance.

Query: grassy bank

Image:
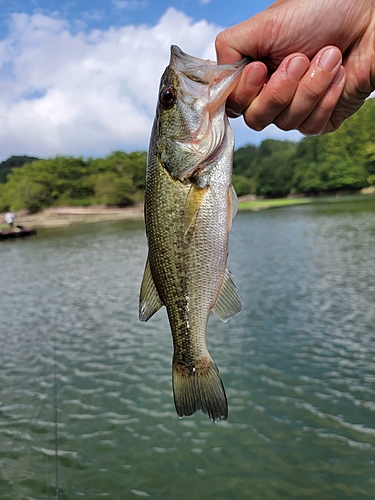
[238,197,312,211]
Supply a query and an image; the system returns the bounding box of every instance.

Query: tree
[0,151,147,212]
[94,172,136,206]
[233,140,296,196]
[292,98,375,193]
[255,140,296,197]
[0,156,38,183]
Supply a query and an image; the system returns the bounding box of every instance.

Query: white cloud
[0,8,221,160]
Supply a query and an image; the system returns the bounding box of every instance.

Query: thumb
[215,13,277,65]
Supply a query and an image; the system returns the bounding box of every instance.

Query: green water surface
[0,196,374,499]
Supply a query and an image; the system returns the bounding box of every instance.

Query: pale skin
[215,0,375,135]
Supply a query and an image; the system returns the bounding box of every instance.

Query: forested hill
[1,99,375,212]
[0,156,38,183]
[0,151,147,213]
[233,97,375,197]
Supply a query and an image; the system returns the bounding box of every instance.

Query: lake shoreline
[2,190,374,229]
[1,198,309,229]
[1,204,145,229]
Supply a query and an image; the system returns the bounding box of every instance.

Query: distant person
[5,211,15,228]
[215,0,375,135]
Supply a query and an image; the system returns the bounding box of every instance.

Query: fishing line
[53,333,61,499]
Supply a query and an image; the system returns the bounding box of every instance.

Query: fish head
[152,45,247,181]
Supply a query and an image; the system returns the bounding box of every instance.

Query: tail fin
[172,357,228,422]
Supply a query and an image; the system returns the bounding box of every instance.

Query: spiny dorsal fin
[212,269,242,322]
[139,257,163,322]
[184,184,208,236]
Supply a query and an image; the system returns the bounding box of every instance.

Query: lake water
[1,196,374,500]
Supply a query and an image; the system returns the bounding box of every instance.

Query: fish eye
[159,87,176,109]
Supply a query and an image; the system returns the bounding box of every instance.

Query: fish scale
[139,45,245,422]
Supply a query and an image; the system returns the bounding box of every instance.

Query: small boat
[0,228,37,240]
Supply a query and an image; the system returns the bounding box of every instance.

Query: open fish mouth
[169,45,247,109]
[160,46,248,181]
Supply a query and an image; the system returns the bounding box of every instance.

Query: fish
[139,45,246,422]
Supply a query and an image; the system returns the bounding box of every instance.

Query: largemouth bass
[139,45,246,422]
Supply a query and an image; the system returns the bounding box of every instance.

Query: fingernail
[245,64,267,88]
[319,47,341,71]
[286,55,309,80]
[333,66,345,84]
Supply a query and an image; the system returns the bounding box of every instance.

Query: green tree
[0,151,147,212]
[89,151,146,205]
[94,171,136,206]
[292,98,375,193]
[232,174,256,197]
[255,140,296,197]
[0,156,38,184]
[233,140,296,197]
[4,160,55,212]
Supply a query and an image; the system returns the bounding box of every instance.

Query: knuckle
[275,121,294,132]
[300,81,324,102]
[269,88,291,110]
[298,120,324,136]
[316,100,334,114]
[215,31,228,51]
[274,112,295,131]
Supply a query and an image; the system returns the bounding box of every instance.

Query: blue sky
[0,0,301,161]
[1,0,272,33]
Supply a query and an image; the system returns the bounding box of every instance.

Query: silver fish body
[139,46,245,422]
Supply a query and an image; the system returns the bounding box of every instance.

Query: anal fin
[212,269,242,322]
[139,257,163,321]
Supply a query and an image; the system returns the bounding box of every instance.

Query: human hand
[216,0,375,135]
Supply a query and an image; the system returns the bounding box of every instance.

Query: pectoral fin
[184,184,208,235]
[212,269,242,322]
[139,257,163,321]
[227,184,238,232]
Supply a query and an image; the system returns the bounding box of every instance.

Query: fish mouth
[169,46,248,180]
[170,45,247,99]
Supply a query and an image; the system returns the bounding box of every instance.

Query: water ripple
[1,204,375,499]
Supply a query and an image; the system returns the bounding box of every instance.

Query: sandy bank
[4,190,373,230]
[1,204,144,229]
